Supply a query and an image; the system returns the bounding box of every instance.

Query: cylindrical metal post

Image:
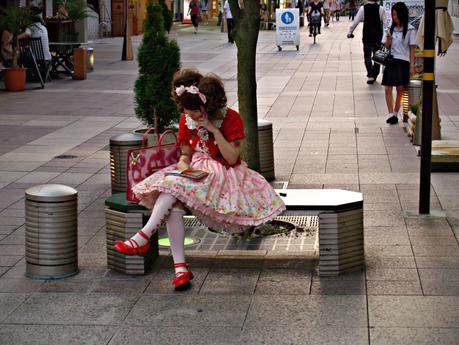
[419,0,436,214]
[86,47,94,72]
[25,184,78,279]
[110,133,143,194]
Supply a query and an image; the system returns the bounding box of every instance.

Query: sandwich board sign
[276,8,300,51]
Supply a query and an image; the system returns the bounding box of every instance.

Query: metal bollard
[110,133,143,194]
[86,47,94,72]
[258,119,275,181]
[25,184,78,279]
[402,79,422,122]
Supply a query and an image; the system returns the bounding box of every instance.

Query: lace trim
[184,107,227,130]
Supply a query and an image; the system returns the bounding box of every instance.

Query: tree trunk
[229,0,260,171]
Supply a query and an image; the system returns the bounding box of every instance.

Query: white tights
[124,193,187,274]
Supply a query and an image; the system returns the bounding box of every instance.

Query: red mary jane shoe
[172,263,194,290]
[113,230,150,256]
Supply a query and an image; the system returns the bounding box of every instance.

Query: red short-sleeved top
[177,107,245,168]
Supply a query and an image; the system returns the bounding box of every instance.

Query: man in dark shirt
[347,0,386,84]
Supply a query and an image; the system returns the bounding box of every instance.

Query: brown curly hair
[171,68,203,112]
[198,74,227,120]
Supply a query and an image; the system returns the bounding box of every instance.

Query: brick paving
[0,20,458,344]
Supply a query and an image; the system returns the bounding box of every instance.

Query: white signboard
[276,8,300,50]
[383,1,424,28]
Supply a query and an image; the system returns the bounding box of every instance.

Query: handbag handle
[140,128,160,149]
[140,128,179,149]
[158,130,179,147]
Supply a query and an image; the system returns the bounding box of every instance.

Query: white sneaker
[366,77,375,84]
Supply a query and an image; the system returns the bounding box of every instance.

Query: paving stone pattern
[0,21,458,344]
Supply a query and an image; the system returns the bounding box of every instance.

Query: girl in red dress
[115,69,285,290]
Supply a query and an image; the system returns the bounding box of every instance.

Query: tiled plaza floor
[0,20,458,344]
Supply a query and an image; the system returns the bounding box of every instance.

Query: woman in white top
[381,2,417,124]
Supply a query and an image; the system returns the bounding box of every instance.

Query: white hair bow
[175,85,207,104]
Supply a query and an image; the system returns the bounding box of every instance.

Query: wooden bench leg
[105,208,158,274]
[318,208,364,276]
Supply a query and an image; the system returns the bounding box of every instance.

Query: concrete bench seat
[105,193,157,275]
[431,140,459,172]
[275,189,364,276]
[105,189,364,276]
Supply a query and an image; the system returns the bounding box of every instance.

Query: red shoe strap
[138,230,150,241]
[174,262,188,269]
[128,238,139,248]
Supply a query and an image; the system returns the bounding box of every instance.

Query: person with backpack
[347,0,386,84]
[188,0,201,33]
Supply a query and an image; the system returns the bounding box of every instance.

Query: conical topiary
[134,2,181,132]
[159,0,173,33]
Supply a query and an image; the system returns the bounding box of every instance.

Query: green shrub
[134,3,181,131]
[159,0,173,33]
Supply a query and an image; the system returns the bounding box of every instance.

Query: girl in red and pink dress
[114,69,285,290]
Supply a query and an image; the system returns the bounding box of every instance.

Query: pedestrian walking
[223,0,234,43]
[382,2,417,124]
[322,0,330,26]
[335,0,341,21]
[188,0,201,33]
[114,69,286,290]
[347,0,386,84]
[329,0,336,22]
[201,0,209,25]
[348,0,356,21]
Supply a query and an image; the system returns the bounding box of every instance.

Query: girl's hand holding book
[177,160,190,172]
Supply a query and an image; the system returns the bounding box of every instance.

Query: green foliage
[134,2,181,131]
[0,7,34,67]
[58,0,96,22]
[0,7,33,36]
[159,0,173,33]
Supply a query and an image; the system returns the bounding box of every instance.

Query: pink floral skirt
[132,153,286,234]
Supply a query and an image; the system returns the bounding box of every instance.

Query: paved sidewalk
[0,20,458,344]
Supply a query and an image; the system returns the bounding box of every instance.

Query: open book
[165,168,209,180]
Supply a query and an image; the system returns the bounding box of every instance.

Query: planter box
[45,20,74,42]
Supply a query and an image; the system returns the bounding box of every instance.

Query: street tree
[228,0,261,171]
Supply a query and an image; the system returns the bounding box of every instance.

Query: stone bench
[105,189,364,276]
[105,193,156,275]
[275,189,364,276]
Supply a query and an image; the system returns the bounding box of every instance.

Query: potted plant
[134,2,181,134]
[46,0,95,42]
[0,7,34,91]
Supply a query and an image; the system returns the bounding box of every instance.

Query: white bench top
[275,189,363,211]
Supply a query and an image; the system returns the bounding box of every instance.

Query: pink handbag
[126,128,181,203]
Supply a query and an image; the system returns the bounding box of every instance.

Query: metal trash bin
[258,119,275,181]
[110,133,143,194]
[25,184,78,279]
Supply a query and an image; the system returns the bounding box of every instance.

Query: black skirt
[381,58,410,86]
